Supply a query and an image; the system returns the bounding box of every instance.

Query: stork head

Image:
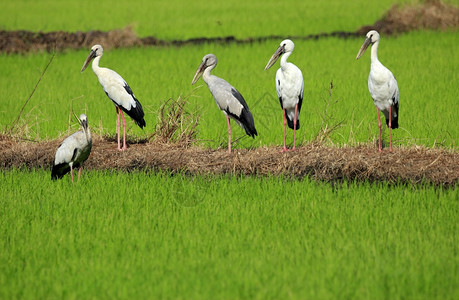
[264,39,295,70]
[356,30,380,60]
[191,54,218,85]
[79,114,89,130]
[81,44,104,72]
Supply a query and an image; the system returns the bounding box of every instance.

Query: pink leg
[78,168,82,181]
[292,104,298,151]
[376,107,382,152]
[226,115,231,153]
[116,107,121,151]
[282,109,288,152]
[119,110,127,150]
[70,165,74,183]
[389,106,392,152]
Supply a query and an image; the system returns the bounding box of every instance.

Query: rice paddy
[0,169,457,299]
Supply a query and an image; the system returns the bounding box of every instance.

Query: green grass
[1,31,457,148]
[1,0,401,39]
[0,169,457,299]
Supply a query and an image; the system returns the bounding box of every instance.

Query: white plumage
[356,30,399,152]
[191,54,257,153]
[81,44,145,151]
[265,39,304,152]
[51,114,92,182]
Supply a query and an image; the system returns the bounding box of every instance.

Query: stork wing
[298,72,304,113]
[54,131,82,165]
[98,68,138,111]
[275,68,283,109]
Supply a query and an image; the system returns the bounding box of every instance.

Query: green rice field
[1,0,404,39]
[1,0,458,299]
[1,170,458,299]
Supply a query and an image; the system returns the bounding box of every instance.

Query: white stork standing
[81,45,146,151]
[51,114,92,182]
[191,54,257,153]
[265,39,304,152]
[356,30,399,152]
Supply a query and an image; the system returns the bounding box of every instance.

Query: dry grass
[148,96,200,147]
[1,133,457,187]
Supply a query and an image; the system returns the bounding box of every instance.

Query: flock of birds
[52,30,400,182]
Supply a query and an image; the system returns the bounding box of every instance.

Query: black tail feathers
[386,115,399,129]
[287,117,300,130]
[51,163,69,180]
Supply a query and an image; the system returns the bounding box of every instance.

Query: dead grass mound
[1,134,457,188]
[358,0,459,35]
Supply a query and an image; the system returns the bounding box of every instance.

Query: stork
[81,45,146,151]
[265,39,304,152]
[356,30,399,152]
[51,114,92,182]
[191,54,257,153]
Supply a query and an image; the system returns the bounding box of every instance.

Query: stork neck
[84,127,92,143]
[92,56,101,73]
[370,40,380,66]
[280,51,292,69]
[202,65,215,84]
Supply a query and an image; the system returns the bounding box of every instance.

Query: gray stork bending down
[81,44,146,151]
[265,39,304,152]
[191,54,257,153]
[356,30,399,152]
[51,114,92,182]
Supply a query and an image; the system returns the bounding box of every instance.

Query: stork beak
[79,117,88,130]
[356,37,372,60]
[264,46,284,70]
[81,50,97,72]
[191,61,206,85]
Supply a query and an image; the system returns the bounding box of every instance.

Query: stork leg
[70,165,74,183]
[78,168,82,181]
[282,109,288,152]
[292,104,298,151]
[226,115,232,153]
[389,106,392,152]
[119,110,127,151]
[116,107,121,151]
[376,107,382,152]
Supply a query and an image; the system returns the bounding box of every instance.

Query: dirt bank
[1,134,457,187]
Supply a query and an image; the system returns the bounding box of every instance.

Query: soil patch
[1,1,457,54]
[357,0,459,35]
[1,134,457,187]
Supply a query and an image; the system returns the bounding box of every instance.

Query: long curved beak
[81,50,97,72]
[356,37,372,60]
[264,46,284,70]
[80,118,88,131]
[191,61,206,85]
